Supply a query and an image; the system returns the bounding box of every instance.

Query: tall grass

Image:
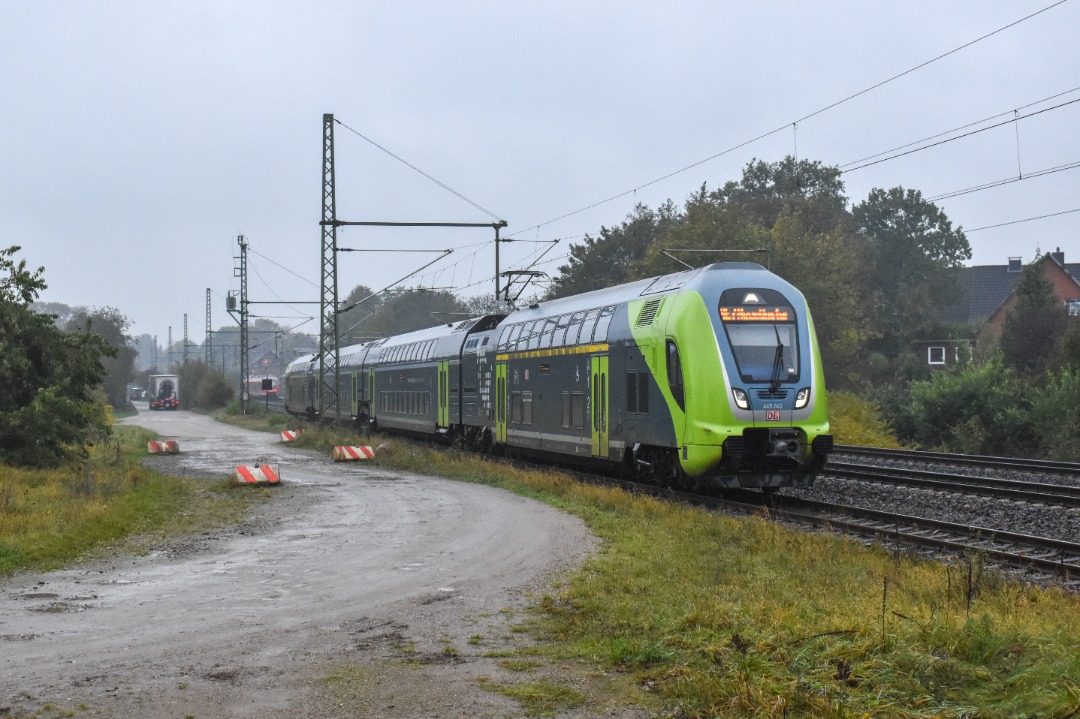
[216,413,1080,716]
[358,437,1080,717]
[0,426,256,574]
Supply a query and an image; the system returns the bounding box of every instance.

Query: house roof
[937,252,1080,327]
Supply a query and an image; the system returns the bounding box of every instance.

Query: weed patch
[0,425,259,574]
[218,413,1080,717]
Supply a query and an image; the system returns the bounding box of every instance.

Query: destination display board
[719,306,792,323]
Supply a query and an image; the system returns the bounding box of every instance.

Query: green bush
[1030,369,1080,461]
[196,372,234,410]
[882,357,1038,455]
[827,391,902,447]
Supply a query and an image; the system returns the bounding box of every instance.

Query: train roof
[505,262,776,321]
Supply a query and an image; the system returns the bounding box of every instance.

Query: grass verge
[0,425,262,575]
[219,414,1080,717]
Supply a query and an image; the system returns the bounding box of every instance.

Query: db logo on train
[765,410,781,422]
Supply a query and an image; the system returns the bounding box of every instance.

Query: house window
[1066,299,1080,316]
[927,346,946,365]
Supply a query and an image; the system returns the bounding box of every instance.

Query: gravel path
[0,410,598,718]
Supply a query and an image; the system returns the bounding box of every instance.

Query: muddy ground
[0,410,641,718]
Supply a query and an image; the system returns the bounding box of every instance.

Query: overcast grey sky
[3,1,1078,346]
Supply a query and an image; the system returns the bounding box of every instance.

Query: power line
[928,159,1080,201]
[249,247,319,288]
[966,207,1080,232]
[796,0,1069,126]
[334,118,505,223]
[508,0,1070,239]
[840,87,1080,170]
[841,97,1080,173]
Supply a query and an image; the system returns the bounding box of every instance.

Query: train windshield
[718,288,800,384]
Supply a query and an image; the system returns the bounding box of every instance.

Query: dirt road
[0,411,597,718]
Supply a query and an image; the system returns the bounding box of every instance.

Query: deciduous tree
[853,187,971,355]
[0,246,111,467]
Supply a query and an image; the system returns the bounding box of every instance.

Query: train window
[666,340,685,410]
[593,306,615,342]
[627,372,650,413]
[511,392,523,423]
[540,318,558,348]
[570,392,585,429]
[506,323,523,351]
[522,392,533,425]
[497,327,512,351]
[527,321,544,350]
[553,314,572,346]
[565,312,586,345]
[517,321,535,351]
[578,309,600,344]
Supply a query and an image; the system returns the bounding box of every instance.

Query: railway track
[822,461,1080,507]
[835,444,1080,477]
[535,463,1080,588]
[769,495,1080,587]
[256,416,1080,587]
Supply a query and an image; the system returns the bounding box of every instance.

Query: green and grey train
[283,262,832,489]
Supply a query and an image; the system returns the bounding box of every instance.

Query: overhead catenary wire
[966,207,1080,233]
[334,118,505,223]
[506,0,1070,240]
[841,97,1080,174]
[928,159,1080,201]
[840,86,1080,168]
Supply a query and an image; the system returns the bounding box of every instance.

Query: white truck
[148,374,180,410]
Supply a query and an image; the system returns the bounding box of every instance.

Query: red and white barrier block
[280,429,303,442]
[332,445,375,461]
[147,440,180,455]
[234,464,281,485]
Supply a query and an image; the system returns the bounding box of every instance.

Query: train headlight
[794,387,811,409]
[732,388,750,410]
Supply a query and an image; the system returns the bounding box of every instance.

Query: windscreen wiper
[770,325,784,393]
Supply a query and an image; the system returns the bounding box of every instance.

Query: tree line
[4,156,1077,467]
[546,157,1080,459]
[546,156,972,389]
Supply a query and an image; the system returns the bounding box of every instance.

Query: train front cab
[631,267,832,489]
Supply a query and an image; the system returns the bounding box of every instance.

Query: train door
[495,362,507,444]
[351,371,360,417]
[437,360,450,428]
[591,355,609,458]
[368,368,377,422]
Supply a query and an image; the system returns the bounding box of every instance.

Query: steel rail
[835,444,1080,476]
[824,462,1080,507]
[771,496,1080,580]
